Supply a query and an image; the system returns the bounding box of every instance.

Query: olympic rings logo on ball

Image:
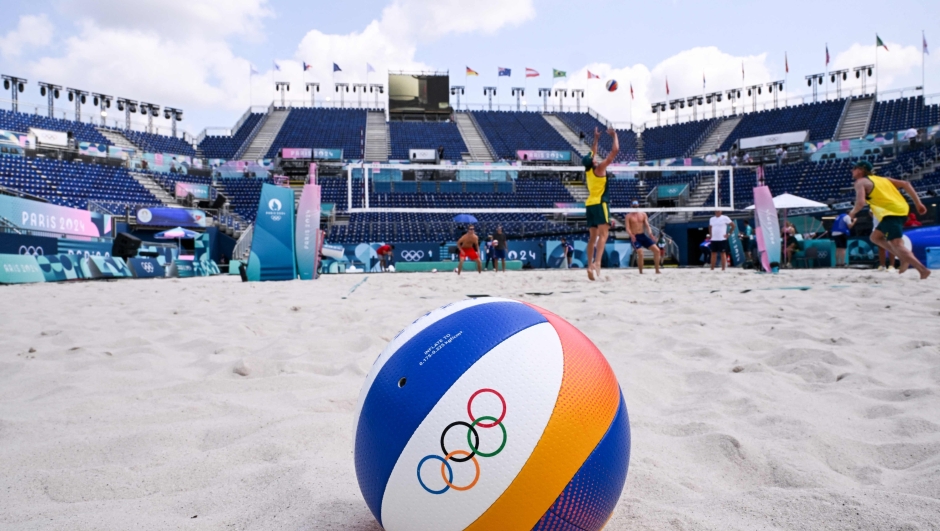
[416,388,507,495]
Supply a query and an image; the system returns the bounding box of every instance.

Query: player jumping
[584,127,619,281]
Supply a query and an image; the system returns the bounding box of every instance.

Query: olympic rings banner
[417,389,508,495]
[393,243,438,263]
[0,233,59,257]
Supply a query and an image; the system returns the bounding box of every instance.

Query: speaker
[112,233,142,259]
[211,192,227,210]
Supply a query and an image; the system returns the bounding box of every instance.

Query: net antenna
[345,163,737,214]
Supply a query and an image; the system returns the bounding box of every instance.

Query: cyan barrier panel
[87,256,133,278]
[57,239,114,259]
[0,254,46,284]
[128,257,166,278]
[36,253,85,282]
[247,183,297,281]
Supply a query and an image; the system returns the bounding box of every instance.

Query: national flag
[876,34,888,51]
[666,76,670,95]
[466,66,479,76]
[302,62,312,72]
[703,71,706,89]
[553,69,566,78]
[785,52,789,73]
[498,67,511,77]
[333,63,342,72]
[630,83,634,100]
[925,32,930,55]
[273,61,281,71]
[741,61,745,80]
[367,63,375,73]
[250,65,259,76]
[587,70,600,79]
[826,44,830,65]
[525,68,539,78]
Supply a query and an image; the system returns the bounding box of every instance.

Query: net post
[714,168,719,209]
[729,167,734,210]
[347,164,352,211]
[364,163,370,210]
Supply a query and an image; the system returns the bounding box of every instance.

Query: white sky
[0,0,936,135]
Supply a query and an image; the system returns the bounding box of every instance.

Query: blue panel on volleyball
[247,183,297,281]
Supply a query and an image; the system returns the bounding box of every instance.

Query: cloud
[0,15,54,59]
[832,41,921,90]
[559,47,777,126]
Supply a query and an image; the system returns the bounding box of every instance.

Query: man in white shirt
[708,210,734,271]
[775,146,785,166]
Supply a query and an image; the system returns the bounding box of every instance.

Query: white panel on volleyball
[346,163,738,213]
[353,298,524,431]
[380,322,564,531]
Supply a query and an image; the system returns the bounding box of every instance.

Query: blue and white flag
[367,63,376,73]
[250,65,259,76]
[273,61,281,71]
[498,67,511,77]
[333,63,342,72]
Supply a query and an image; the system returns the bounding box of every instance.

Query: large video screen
[389,74,451,113]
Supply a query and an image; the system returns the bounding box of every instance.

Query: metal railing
[233,223,254,260]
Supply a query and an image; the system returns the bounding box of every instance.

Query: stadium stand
[719,99,845,152]
[556,112,639,162]
[388,121,467,161]
[198,113,263,159]
[471,111,573,160]
[215,177,273,222]
[0,156,160,211]
[0,109,112,146]
[265,108,369,159]
[641,119,719,161]
[868,96,940,133]
[114,128,196,157]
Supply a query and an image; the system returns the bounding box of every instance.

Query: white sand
[1,269,939,530]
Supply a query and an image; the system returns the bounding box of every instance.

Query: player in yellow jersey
[847,160,930,279]
[583,127,619,280]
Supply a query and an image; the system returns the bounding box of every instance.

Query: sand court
[1,269,939,530]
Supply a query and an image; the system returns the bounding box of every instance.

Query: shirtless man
[584,127,619,281]
[625,200,661,274]
[847,160,930,279]
[456,225,483,275]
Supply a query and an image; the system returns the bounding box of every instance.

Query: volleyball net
[345,163,740,215]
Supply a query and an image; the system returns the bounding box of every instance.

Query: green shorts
[586,202,610,228]
[875,215,906,241]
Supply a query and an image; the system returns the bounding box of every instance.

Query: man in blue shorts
[492,225,508,272]
[625,201,661,274]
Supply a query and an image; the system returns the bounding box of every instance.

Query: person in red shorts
[456,226,482,275]
[376,243,394,271]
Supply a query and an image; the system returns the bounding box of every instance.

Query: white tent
[745,193,828,210]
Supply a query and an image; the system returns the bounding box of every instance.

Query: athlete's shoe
[887,266,897,271]
[877,266,886,271]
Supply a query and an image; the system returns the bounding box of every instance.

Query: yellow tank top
[866,175,909,220]
[585,168,609,206]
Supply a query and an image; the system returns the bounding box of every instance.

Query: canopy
[155,227,200,239]
[453,214,478,223]
[745,193,828,210]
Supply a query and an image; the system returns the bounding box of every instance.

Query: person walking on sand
[847,160,930,279]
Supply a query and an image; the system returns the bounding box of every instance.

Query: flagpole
[923,30,927,96]
[875,34,879,99]
[825,43,829,101]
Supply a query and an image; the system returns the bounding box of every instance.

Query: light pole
[2,76,27,113]
[766,81,784,108]
[853,65,874,95]
[38,82,62,118]
[538,88,551,113]
[164,107,183,138]
[705,92,722,118]
[686,96,703,120]
[553,88,567,111]
[275,81,290,108]
[369,84,384,109]
[67,89,88,122]
[511,87,525,111]
[483,87,496,111]
[353,83,367,108]
[92,93,112,127]
[805,74,824,103]
[335,83,349,107]
[117,98,138,130]
[829,69,849,98]
[571,89,585,113]
[306,82,319,107]
[139,102,159,133]
[450,86,464,110]
[725,88,741,114]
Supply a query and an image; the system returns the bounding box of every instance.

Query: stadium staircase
[97,128,140,151]
[242,110,289,160]
[129,171,177,206]
[564,183,589,202]
[636,133,646,164]
[454,113,495,162]
[364,111,389,162]
[693,116,742,157]
[542,114,591,157]
[835,96,875,140]
[666,178,717,224]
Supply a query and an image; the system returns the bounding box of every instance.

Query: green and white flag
[553,69,566,78]
[876,34,889,51]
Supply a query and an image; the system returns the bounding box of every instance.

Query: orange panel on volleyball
[465,304,620,530]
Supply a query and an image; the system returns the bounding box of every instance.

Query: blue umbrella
[453,214,478,223]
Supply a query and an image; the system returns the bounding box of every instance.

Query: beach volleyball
[606,79,618,92]
[353,298,630,530]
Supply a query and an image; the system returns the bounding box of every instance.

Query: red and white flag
[587,70,600,79]
[525,68,539,78]
[785,52,789,73]
[666,76,670,95]
[630,83,634,100]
